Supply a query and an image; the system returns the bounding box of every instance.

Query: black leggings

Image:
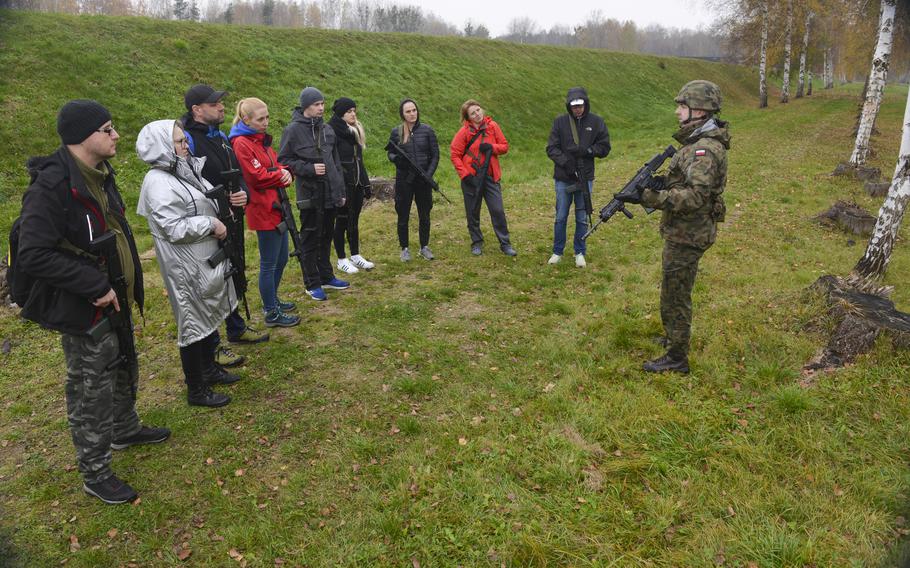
[333,186,364,258]
[178,331,218,388]
[394,180,432,249]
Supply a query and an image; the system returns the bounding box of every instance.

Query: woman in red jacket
[449,99,516,257]
[229,97,299,327]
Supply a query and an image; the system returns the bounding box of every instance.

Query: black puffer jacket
[16,147,144,335]
[386,99,439,186]
[278,109,346,208]
[328,114,370,195]
[546,86,611,182]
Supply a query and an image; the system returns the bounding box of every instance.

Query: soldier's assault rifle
[88,231,138,373]
[385,140,452,204]
[582,145,677,240]
[205,172,251,320]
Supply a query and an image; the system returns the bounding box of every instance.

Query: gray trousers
[61,328,141,484]
[461,177,511,247]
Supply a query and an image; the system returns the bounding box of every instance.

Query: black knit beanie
[332,97,357,117]
[57,100,112,144]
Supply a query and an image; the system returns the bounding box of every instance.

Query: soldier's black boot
[187,384,231,408]
[643,352,690,374]
[202,362,241,386]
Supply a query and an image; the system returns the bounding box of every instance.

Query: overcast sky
[418,0,717,36]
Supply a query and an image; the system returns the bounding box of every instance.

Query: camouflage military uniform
[641,117,730,358]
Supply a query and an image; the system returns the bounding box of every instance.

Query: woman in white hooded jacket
[136,119,240,408]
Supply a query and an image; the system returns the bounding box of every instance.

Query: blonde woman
[329,97,375,273]
[229,97,299,327]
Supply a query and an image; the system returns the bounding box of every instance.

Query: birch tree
[848,0,896,167]
[759,0,769,108]
[781,0,793,102]
[852,84,910,281]
[796,10,812,98]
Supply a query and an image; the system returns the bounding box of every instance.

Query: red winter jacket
[231,132,291,231]
[449,116,508,183]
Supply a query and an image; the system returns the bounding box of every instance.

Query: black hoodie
[277,108,346,208]
[545,86,611,182]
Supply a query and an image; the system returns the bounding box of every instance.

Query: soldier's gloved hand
[614,191,642,204]
[647,175,667,192]
[478,143,493,154]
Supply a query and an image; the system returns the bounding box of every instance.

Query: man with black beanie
[180,84,268,368]
[16,99,170,504]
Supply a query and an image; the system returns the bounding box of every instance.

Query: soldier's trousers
[61,329,140,484]
[660,241,708,358]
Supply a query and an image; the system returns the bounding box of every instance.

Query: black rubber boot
[643,352,690,374]
[187,384,231,407]
[203,362,241,385]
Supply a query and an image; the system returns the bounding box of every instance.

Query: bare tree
[781,0,792,103]
[852,83,910,282]
[507,16,537,43]
[796,10,812,98]
[848,0,896,167]
[759,0,769,108]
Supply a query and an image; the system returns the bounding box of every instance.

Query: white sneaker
[337,258,359,274]
[547,254,562,265]
[575,254,587,268]
[350,254,375,270]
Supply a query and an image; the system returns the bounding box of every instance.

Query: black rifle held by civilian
[272,179,306,284]
[88,231,138,373]
[582,145,676,240]
[204,182,251,319]
[385,139,452,204]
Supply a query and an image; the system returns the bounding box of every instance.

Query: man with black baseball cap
[180,84,268,368]
[15,99,170,504]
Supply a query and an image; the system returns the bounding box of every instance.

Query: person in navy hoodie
[229,97,299,327]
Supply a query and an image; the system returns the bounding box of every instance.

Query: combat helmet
[675,80,722,113]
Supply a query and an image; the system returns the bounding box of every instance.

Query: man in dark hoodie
[278,86,350,301]
[546,86,611,268]
[16,100,170,504]
[181,84,267,367]
[616,80,730,374]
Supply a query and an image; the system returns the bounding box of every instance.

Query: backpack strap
[568,115,580,146]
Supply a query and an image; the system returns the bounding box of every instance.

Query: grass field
[2,10,910,567]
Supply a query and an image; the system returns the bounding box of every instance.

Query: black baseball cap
[184,84,227,110]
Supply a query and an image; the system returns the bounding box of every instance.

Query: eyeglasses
[97,125,117,136]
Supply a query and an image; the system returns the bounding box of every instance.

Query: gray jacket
[136,119,236,347]
[277,109,346,208]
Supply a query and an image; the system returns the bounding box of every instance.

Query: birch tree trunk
[852,84,910,281]
[848,0,896,167]
[781,0,793,103]
[759,0,769,108]
[796,11,811,98]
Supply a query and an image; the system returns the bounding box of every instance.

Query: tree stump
[815,200,877,235]
[368,177,395,202]
[803,275,910,372]
[865,181,891,198]
[0,257,9,306]
[832,162,881,182]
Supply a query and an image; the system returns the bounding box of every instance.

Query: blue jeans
[257,229,289,312]
[553,179,593,256]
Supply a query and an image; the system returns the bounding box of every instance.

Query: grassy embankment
[2,9,910,567]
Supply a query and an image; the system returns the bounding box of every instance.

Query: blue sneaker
[277,299,297,313]
[265,310,300,327]
[306,287,327,301]
[323,278,350,290]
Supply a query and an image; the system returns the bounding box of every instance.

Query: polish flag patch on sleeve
[695,149,707,157]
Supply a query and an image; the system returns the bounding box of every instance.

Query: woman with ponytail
[228,97,299,328]
[329,97,375,273]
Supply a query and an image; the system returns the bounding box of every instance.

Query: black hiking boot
[643,352,690,374]
[83,474,138,504]
[188,385,231,408]
[203,362,241,386]
[111,426,171,450]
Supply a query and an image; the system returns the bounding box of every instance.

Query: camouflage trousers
[660,240,708,358]
[61,328,140,484]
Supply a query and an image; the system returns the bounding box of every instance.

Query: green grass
[2,9,910,567]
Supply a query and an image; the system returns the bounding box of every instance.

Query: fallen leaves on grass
[68,535,80,552]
